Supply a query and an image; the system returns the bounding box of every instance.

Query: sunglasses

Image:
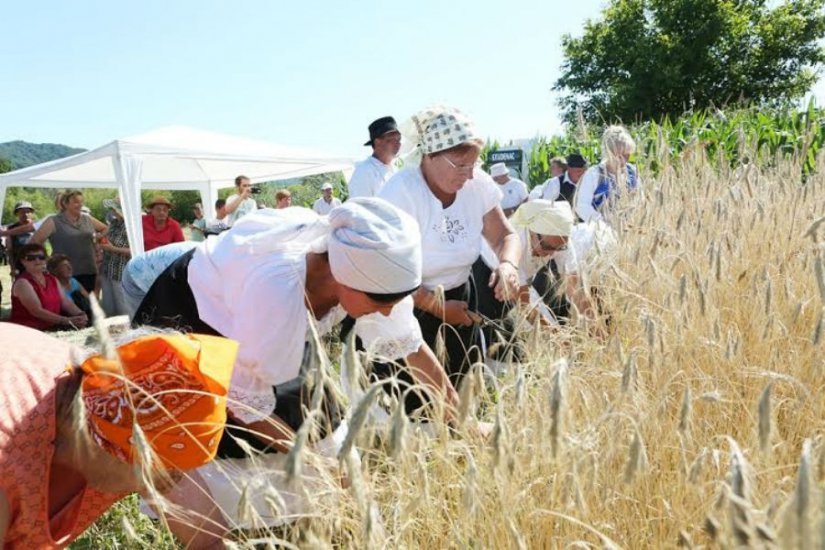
[23,254,46,261]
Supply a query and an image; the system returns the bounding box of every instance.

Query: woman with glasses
[10,243,88,331]
[377,106,521,411]
[507,200,600,326]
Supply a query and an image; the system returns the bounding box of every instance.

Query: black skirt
[132,248,342,458]
[348,257,519,416]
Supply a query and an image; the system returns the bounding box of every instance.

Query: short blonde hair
[601,125,636,159]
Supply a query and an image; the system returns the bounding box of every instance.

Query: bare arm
[12,279,71,326]
[404,343,459,425]
[224,192,249,215]
[0,223,35,237]
[88,215,109,234]
[0,489,9,545]
[482,206,521,301]
[100,241,132,257]
[565,274,596,320]
[412,287,472,326]
[231,412,296,454]
[29,216,55,245]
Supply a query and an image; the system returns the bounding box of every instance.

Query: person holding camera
[225,175,259,226]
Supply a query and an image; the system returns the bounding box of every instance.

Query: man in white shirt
[489,162,528,217]
[225,175,259,226]
[312,182,342,215]
[528,153,588,215]
[348,116,401,199]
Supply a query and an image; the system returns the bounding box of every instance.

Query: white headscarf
[511,200,575,237]
[328,198,422,294]
[398,105,482,166]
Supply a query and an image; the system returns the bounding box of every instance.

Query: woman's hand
[489,261,519,302]
[68,314,89,328]
[443,299,473,326]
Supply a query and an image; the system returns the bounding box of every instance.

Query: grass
[5,134,825,548]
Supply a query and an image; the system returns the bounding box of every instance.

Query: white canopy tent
[0,126,354,254]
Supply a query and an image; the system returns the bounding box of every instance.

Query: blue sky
[2,0,823,160]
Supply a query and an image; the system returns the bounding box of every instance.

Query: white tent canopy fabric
[0,126,354,254]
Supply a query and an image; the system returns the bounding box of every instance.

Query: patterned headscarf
[399,105,482,165]
[80,333,237,471]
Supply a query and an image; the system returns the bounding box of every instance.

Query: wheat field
[66,142,825,549]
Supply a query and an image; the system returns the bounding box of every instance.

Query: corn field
[518,100,825,186]
[73,110,825,549]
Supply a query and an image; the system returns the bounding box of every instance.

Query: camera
[250,187,262,194]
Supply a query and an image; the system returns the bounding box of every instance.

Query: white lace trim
[227,386,276,425]
[363,333,422,361]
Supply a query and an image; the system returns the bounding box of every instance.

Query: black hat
[364,116,398,146]
[565,153,587,168]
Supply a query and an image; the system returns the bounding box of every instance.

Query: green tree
[554,0,825,124]
[0,157,12,174]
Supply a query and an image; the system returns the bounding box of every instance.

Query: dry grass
[53,145,825,548]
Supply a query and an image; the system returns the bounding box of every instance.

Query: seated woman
[0,323,237,549]
[10,244,89,331]
[122,198,460,544]
[576,125,641,224]
[47,254,92,319]
[378,106,521,411]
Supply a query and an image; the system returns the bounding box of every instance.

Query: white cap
[490,163,509,178]
[321,182,334,191]
[328,198,422,294]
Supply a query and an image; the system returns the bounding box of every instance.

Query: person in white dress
[123,198,460,545]
[348,116,401,198]
[378,106,521,412]
[489,162,528,217]
[312,182,342,215]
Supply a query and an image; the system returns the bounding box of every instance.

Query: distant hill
[0,140,86,170]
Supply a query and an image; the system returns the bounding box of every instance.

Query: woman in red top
[10,243,88,331]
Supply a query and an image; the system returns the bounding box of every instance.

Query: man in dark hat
[529,153,588,215]
[347,116,401,198]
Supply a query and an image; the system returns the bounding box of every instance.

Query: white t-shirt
[187,207,422,423]
[312,197,342,215]
[497,178,529,210]
[226,194,258,226]
[379,167,502,291]
[348,155,395,198]
[528,174,576,201]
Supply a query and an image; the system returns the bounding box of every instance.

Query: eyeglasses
[23,254,46,261]
[533,234,568,252]
[440,155,477,173]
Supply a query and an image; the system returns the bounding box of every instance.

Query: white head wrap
[327,198,422,294]
[511,200,575,237]
[398,105,482,166]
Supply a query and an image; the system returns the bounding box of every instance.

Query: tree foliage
[554,0,825,124]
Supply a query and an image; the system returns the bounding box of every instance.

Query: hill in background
[0,140,86,170]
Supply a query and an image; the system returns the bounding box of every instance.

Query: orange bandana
[80,333,237,471]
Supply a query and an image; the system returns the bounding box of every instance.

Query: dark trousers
[133,249,340,458]
[74,273,97,294]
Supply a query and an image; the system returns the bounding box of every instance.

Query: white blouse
[379,167,502,291]
[187,207,422,423]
